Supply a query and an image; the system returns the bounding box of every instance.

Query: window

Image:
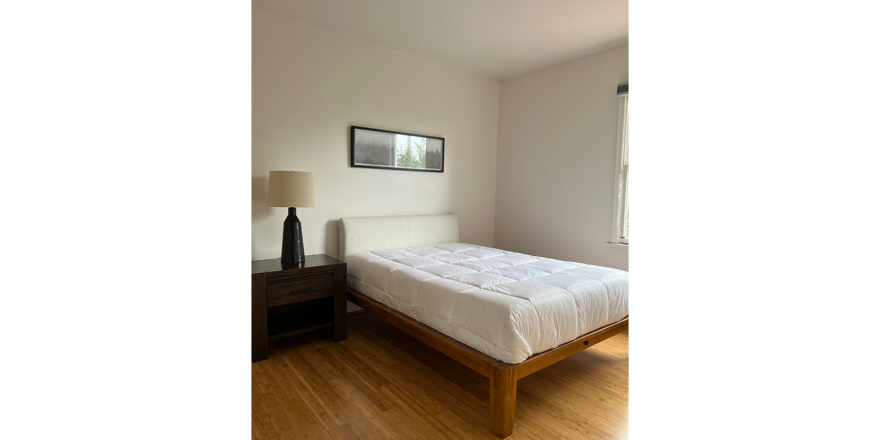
[611,85,629,244]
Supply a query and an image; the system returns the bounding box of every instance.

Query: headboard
[338,214,459,260]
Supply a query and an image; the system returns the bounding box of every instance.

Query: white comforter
[345,243,628,364]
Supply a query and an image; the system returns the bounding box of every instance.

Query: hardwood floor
[253,313,629,440]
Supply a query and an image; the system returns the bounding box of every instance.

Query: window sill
[607,243,629,254]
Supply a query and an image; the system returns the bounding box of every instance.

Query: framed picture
[350,126,444,172]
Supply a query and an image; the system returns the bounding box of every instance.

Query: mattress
[345,243,628,364]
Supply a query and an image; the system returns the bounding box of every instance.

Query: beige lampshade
[266,171,317,208]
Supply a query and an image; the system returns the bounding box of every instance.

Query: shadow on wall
[252,176,271,257]
[252,176,271,220]
[325,220,338,259]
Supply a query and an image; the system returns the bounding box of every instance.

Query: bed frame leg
[490,365,517,438]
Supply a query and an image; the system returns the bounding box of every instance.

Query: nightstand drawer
[267,276,334,307]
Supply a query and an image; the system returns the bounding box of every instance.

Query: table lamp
[266,171,316,264]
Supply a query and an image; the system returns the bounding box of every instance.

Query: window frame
[610,94,629,245]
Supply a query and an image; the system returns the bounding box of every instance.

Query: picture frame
[350,126,444,173]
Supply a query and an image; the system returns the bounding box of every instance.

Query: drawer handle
[289,288,314,296]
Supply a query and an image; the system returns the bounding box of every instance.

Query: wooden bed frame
[347,287,629,438]
[338,214,629,437]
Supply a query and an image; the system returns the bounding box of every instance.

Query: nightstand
[252,254,347,362]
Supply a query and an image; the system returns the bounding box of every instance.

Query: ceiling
[252,0,628,81]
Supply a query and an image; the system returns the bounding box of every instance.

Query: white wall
[252,11,500,260]
[494,45,629,270]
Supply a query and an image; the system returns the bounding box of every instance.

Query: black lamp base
[280,207,305,264]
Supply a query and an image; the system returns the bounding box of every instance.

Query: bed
[339,214,629,438]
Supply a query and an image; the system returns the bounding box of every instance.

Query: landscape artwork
[351,126,444,172]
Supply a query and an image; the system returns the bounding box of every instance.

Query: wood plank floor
[253,313,628,440]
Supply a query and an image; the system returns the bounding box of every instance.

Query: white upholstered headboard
[338,214,459,260]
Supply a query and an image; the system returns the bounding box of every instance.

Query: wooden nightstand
[251,254,347,362]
